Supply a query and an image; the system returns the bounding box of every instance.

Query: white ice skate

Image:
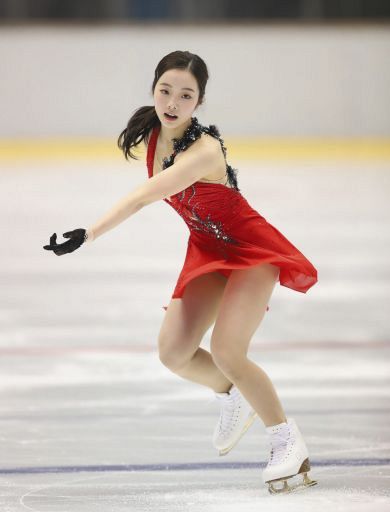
[262,417,318,494]
[212,384,257,456]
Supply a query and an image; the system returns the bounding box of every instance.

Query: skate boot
[212,384,257,456]
[262,417,318,494]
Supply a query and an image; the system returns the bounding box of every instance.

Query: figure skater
[43,50,318,494]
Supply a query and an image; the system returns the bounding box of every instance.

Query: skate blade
[268,472,318,495]
[218,411,258,456]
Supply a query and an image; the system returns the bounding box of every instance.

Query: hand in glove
[43,228,88,256]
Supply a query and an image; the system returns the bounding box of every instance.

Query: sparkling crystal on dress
[187,209,239,245]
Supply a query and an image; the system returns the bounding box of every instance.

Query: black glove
[43,228,87,256]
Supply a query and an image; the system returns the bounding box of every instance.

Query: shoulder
[176,130,221,164]
[195,122,224,158]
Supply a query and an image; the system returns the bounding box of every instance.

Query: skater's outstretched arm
[43,140,219,255]
[86,140,218,241]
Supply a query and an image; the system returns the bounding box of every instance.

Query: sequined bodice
[147,117,244,251]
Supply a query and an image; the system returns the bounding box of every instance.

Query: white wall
[1,23,389,137]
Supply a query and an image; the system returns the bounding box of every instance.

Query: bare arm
[86,141,218,242]
[85,192,144,243]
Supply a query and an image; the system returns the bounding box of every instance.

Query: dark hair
[117,50,209,161]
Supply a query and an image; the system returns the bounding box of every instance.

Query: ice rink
[1,156,389,511]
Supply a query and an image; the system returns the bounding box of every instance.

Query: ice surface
[0,160,389,511]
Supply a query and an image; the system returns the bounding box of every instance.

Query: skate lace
[215,394,240,436]
[268,430,291,466]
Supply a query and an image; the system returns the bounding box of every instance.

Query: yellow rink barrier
[0,137,389,162]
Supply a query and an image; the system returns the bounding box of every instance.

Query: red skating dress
[146,117,318,311]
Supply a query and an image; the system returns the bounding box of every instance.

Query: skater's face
[153,69,200,127]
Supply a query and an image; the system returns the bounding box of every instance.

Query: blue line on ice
[1,459,389,475]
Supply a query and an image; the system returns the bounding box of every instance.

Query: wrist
[85,228,95,243]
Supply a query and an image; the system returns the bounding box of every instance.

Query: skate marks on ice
[0,344,389,511]
[3,465,390,512]
[0,460,389,511]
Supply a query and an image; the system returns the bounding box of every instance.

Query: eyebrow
[160,82,195,93]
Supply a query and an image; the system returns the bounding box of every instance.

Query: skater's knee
[158,334,196,372]
[210,339,247,380]
[159,351,190,372]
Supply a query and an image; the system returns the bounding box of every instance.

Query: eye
[159,90,192,99]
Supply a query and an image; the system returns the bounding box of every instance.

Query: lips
[164,112,178,120]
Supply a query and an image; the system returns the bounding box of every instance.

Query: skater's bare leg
[210,263,288,427]
[158,272,233,393]
[206,263,316,492]
[174,346,233,392]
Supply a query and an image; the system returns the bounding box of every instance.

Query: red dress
[146,117,318,311]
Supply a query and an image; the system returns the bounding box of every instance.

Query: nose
[167,100,177,110]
